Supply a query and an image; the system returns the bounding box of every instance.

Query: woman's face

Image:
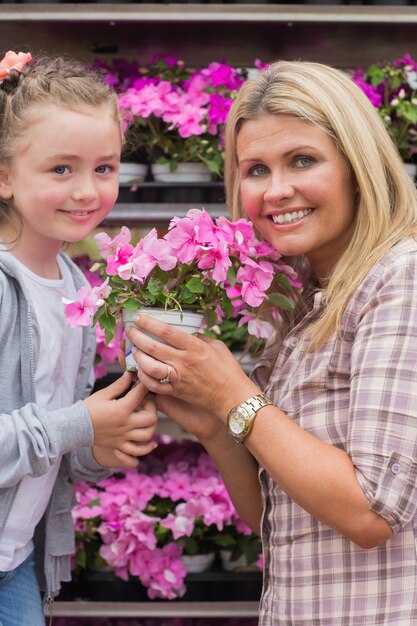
[237,114,357,282]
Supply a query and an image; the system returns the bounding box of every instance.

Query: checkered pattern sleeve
[348,247,417,533]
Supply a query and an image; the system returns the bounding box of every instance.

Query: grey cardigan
[0,250,112,598]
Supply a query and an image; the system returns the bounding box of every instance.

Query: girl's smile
[237,114,357,281]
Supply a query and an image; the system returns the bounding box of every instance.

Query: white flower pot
[151,162,212,183]
[123,308,204,371]
[181,552,216,573]
[119,162,148,187]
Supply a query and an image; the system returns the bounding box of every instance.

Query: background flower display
[65,209,301,345]
[99,55,246,177]
[353,54,417,163]
[72,437,262,601]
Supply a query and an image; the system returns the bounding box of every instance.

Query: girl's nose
[71,176,98,202]
[263,172,295,204]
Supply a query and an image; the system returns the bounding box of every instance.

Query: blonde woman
[128,60,417,625]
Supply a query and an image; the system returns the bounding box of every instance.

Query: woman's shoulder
[369,238,417,281]
[352,238,417,306]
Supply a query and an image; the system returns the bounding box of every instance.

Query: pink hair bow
[0,51,32,79]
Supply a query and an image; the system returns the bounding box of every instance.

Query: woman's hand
[155,394,226,443]
[126,313,260,422]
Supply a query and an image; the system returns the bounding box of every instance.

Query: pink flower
[0,50,32,79]
[63,285,100,328]
[94,226,132,259]
[353,76,382,108]
[161,512,194,539]
[208,94,233,125]
[125,229,177,281]
[235,259,274,308]
[238,312,275,340]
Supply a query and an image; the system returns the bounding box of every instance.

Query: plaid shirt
[252,239,417,625]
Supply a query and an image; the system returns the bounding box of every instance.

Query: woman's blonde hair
[225,60,417,348]
[0,55,122,238]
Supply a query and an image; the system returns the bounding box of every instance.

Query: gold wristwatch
[227,392,273,443]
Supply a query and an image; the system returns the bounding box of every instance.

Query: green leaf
[186,276,205,293]
[398,101,417,124]
[202,158,221,175]
[183,536,199,555]
[227,266,237,287]
[276,274,292,290]
[148,278,163,296]
[204,308,218,330]
[268,292,294,310]
[76,549,87,569]
[99,311,116,343]
[212,534,236,548]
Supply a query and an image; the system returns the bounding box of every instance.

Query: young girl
[0,51,158,625]
[128,60,417,625]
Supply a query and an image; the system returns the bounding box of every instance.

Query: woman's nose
[263,172,295,204]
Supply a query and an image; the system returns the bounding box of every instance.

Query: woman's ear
[0,165,13,199]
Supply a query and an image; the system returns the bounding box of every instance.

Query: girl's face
[237,114,357,282]
[0,103,121,257]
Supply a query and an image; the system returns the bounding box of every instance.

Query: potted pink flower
[64,209,301,369]
[72,437,262,600]
[116,56,246,180]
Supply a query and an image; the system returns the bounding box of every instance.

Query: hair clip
[0,51,32,80]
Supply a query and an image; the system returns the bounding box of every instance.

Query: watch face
[228,408,249,435]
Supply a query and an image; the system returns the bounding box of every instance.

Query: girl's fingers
[118,380,149,412]
[112,449,139,468]
[118,440,158,457]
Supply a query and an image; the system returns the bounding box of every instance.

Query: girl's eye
[54,165,69,175]
[96,165,112,174]
[295,155,314,168]
[247,164,269,177]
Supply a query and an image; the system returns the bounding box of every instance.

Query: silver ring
[159,364,173,385]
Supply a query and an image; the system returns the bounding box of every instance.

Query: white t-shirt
[0,255,82,571]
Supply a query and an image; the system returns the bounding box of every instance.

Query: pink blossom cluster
[71,255,123,380]
[64,210,301,341]
[72,438,256,600]
[118,61,243,141]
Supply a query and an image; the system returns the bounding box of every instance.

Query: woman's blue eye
[54,165,68,175]
[295,156,314,168]
[249,165,268,177]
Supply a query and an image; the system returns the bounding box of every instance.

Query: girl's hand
[92,442,156,468]
[84,373,158,456]
[126,314,260,422]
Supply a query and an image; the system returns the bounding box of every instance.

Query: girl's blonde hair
[0,55,121,236]
[225,60,417,348]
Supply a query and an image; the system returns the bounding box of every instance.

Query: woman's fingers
[127,313,201,353]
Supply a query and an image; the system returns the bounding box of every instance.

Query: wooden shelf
[103,202,226,226]
[1,4,416,69]
[48,600,259,618]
